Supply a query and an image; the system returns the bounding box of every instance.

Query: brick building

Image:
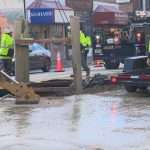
[94,0,150,13]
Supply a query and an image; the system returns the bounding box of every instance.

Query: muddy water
[0,90,150,150]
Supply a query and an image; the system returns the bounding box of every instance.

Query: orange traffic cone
[55,51,64,72]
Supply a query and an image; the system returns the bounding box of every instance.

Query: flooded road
[0,89,150,150]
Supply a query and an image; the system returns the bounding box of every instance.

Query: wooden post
[14,19,29,83]
[15,44,29,83]
[70,16,83,94]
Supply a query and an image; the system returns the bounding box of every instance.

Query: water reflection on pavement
[0,90,150,150]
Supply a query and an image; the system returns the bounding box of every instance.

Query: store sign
[30,8,54,24]
[116,0,130,3]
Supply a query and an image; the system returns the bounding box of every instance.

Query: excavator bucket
[0,71,40,104]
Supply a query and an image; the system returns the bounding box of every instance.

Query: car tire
[125,85,137,92]
[42,58,51,72]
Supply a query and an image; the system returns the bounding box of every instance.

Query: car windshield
[29,43,46,51]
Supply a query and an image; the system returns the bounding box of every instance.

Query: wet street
[0,89,150,150]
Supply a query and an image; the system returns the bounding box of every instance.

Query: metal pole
[90,0,94,36]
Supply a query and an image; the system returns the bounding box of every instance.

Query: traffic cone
[55,51,64,72]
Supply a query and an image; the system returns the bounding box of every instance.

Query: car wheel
[42,58,51,72]
[125,85,137,92]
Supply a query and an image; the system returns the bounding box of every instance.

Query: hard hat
[3,28,12,33]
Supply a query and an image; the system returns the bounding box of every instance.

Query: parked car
[13,43,51,74]
[29,43,51,72]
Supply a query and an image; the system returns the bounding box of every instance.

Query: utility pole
[23,0,26,19]
[90,0,94,36]
[70,16,83,94]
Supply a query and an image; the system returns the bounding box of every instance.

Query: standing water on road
[0,89,150,150]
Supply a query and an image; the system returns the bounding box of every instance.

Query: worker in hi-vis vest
[147,39,150,66]
[80,26,92,78]
[0,28,14,75]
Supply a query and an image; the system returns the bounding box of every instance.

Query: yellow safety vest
[0,33,14,59]
[80,31,87,47]
[148,40,150,53]
[86,36,92,47]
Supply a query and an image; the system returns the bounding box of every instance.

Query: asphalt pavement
[1,64,150,150]
[0,88,150,150]
[29,65,123,83]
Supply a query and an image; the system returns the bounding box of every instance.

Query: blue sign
[30,8,54,24]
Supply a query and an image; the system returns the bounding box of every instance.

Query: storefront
[26,0,74,65]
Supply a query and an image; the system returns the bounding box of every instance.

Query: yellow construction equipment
[0,71,40,104]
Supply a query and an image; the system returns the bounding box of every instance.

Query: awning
[93,3,128,26]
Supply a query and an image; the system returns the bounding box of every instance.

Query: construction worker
[0,28,1,42]
[80,28,91,77]
[85,33,92,76]
[147,39,150,66]
[0,28,14,75]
